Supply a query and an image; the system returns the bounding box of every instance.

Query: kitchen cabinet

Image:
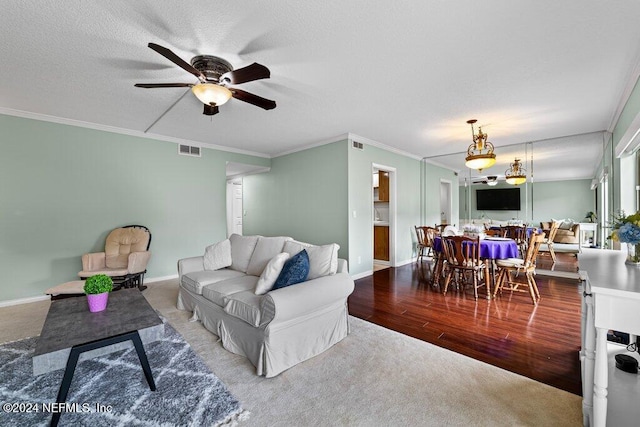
[378,171,389,202]
[374,225,389,261]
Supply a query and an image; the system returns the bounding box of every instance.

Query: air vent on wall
[178,144,201,157]
[352,140,364,150]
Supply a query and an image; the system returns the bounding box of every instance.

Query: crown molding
[608,49,640,133]
[0,107,270,159]
[347,133,423,161]
[272,133,351,158]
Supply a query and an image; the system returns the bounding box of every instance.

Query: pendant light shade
[465,119,496,171]
[505,158,527,185]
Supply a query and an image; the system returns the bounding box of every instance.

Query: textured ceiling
[2,1,640,181]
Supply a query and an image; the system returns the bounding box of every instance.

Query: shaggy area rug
[0,321,246,426]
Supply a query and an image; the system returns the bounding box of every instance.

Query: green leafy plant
[585,211,597,223]
[84,274,113,294]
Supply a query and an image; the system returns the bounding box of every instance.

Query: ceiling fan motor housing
[191,55,234,83]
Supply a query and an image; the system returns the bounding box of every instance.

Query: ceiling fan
[472,175,499,186]
[135,43,276,116]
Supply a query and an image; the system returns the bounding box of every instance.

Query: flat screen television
[476,188,521,211]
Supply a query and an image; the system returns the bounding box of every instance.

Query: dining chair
[415,226,428,262]
[485,228,503,237]
[441,235,490,300]
[538,221,561,263]
[503,225,527,255]
[493,232,546,305]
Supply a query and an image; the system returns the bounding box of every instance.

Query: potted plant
[608,210,640,265]
[585,211,597,223]
[84,274,113,312]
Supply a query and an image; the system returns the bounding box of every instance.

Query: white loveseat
[177,234,355,377]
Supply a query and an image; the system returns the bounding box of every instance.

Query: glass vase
[625,243,640,266]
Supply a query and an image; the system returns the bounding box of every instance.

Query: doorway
[227,179,243,236]
[372,164,396,269]
[440,179,453,226]
[225,162,271,237]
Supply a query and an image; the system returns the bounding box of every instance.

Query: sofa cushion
[224,291,265,327]
[255,252,290,295]
[246,236,292,276]
[203,239,232,271]
[229,234,259,273]
[283,240,340,279]
[201,275,259,306]
[273,249,310,290]
[182,269,246,295]
[559,219,574,230]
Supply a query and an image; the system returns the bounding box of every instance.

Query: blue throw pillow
[272,249,310,290]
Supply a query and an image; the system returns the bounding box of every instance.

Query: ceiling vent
[178,144,201,157]
[352,140,364,150]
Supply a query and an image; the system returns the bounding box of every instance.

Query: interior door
[440,180,452,225]
[227,180,243,236]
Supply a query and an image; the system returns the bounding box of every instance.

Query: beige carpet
[1,280,582,426]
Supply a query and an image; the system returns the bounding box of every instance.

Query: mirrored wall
[422,132,605,228]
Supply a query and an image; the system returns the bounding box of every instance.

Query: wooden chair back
[547,221,561,243]
[415,226,427,247]
[523,232,546,269]
[424,226,437,247]
[503,226,526,243]
[441,236,482,269]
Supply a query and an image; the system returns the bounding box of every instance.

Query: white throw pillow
[255,253,290,295]
[229,234,260,273]
[559,219,574,230]
[246,236,292,276]
[283,240,340,280]
[203,239,232,271]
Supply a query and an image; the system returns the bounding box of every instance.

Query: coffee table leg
[131,332,156,391]
[51,347,81,427]
[49,331,156,426]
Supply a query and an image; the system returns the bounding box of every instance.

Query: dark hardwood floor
[348,253,583,395]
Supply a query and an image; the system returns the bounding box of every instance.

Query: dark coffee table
[33,288,164,426]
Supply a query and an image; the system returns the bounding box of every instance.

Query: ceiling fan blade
[231,88,276,110]
[221,63,270,85]
[147,43,204,80]
[203,104,219,116]
[134,83,194,88]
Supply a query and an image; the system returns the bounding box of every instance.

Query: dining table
[432,235,520,296]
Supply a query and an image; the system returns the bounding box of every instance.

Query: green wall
[530,180,595,224]
[243,139,445,277]
[0,114,269,301]
[242,141,349,257]
[422,161,459,227]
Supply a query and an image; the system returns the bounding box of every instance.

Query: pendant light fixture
[465,119,496,171]
[505,158,527,185]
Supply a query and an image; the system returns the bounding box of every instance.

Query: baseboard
[146,274,178,283]
[0,274,180,307]
[351,270,373,280]
[395,258,416,267]
[0,295,50,308]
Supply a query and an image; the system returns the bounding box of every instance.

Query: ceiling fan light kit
[465,119,496,172]
[191,83,232,106]
[505,158,527,185]
[135,43,276,116]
